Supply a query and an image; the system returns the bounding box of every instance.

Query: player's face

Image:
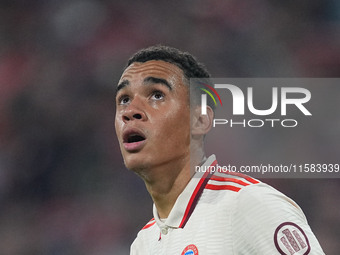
[115,60,191,171]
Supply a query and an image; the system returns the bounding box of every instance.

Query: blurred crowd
[0,0,339,254]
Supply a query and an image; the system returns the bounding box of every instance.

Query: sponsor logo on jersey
[274,222,310,255]
[181,244,199,255]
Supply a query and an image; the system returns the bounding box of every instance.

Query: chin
[123,155,150,172]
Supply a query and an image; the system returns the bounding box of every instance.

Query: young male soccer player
[115,45,325,254]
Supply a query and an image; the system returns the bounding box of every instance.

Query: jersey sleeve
[231,183,325,254]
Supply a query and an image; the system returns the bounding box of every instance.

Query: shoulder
[222,177,325,254]
[205,170,261,194]
[206,170,302,216]
[235,181,305,220]
[130,218,158,254]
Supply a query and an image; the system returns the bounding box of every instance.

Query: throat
[143,164,192,219]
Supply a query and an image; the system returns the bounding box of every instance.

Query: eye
[151,91,165,101]
[118,95,130,105]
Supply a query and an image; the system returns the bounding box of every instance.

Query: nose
[122,103,147,122]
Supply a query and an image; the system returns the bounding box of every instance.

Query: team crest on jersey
[181,244,199,255]
[274,222,310,255]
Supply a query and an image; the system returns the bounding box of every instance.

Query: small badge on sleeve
[274,222,310,255]
[181,244,199,255]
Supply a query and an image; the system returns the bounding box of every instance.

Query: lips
[122,128,146,151]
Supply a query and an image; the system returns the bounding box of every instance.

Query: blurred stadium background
[0,0,339,254]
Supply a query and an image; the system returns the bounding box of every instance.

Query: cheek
[114,114,123,138]
[158,105,190,139]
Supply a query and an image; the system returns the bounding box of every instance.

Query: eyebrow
[115,76,172,95]
[116,80,129,94]
[144,76,172,90]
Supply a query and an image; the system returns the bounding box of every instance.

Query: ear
[191,105,214,136]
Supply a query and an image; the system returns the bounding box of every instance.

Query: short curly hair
[126,45,214,110]
[126,45,210,80]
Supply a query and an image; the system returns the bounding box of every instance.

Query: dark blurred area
[0,0,339,254]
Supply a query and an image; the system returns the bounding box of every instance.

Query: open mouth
[126,134,146,143]
[122,129,147,151]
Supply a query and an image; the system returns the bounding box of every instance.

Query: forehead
[119,60,185,84]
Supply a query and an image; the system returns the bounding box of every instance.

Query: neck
[141,150,205,219]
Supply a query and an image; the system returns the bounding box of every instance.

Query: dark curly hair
[126,45,214,110]
[126,45,210,80]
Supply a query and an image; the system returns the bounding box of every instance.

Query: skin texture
[115,60,212,218]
